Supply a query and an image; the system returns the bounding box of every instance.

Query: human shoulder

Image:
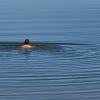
[22,44,32,48]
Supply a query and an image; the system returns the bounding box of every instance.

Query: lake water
[0,0,100,100]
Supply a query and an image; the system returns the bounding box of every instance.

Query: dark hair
[24,39,29,44]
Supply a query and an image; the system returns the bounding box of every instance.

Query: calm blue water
[0,0,100,100]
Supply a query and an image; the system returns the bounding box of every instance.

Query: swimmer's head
[24,39,30,44]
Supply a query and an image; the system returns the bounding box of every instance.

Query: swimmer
[22,39,32,48]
